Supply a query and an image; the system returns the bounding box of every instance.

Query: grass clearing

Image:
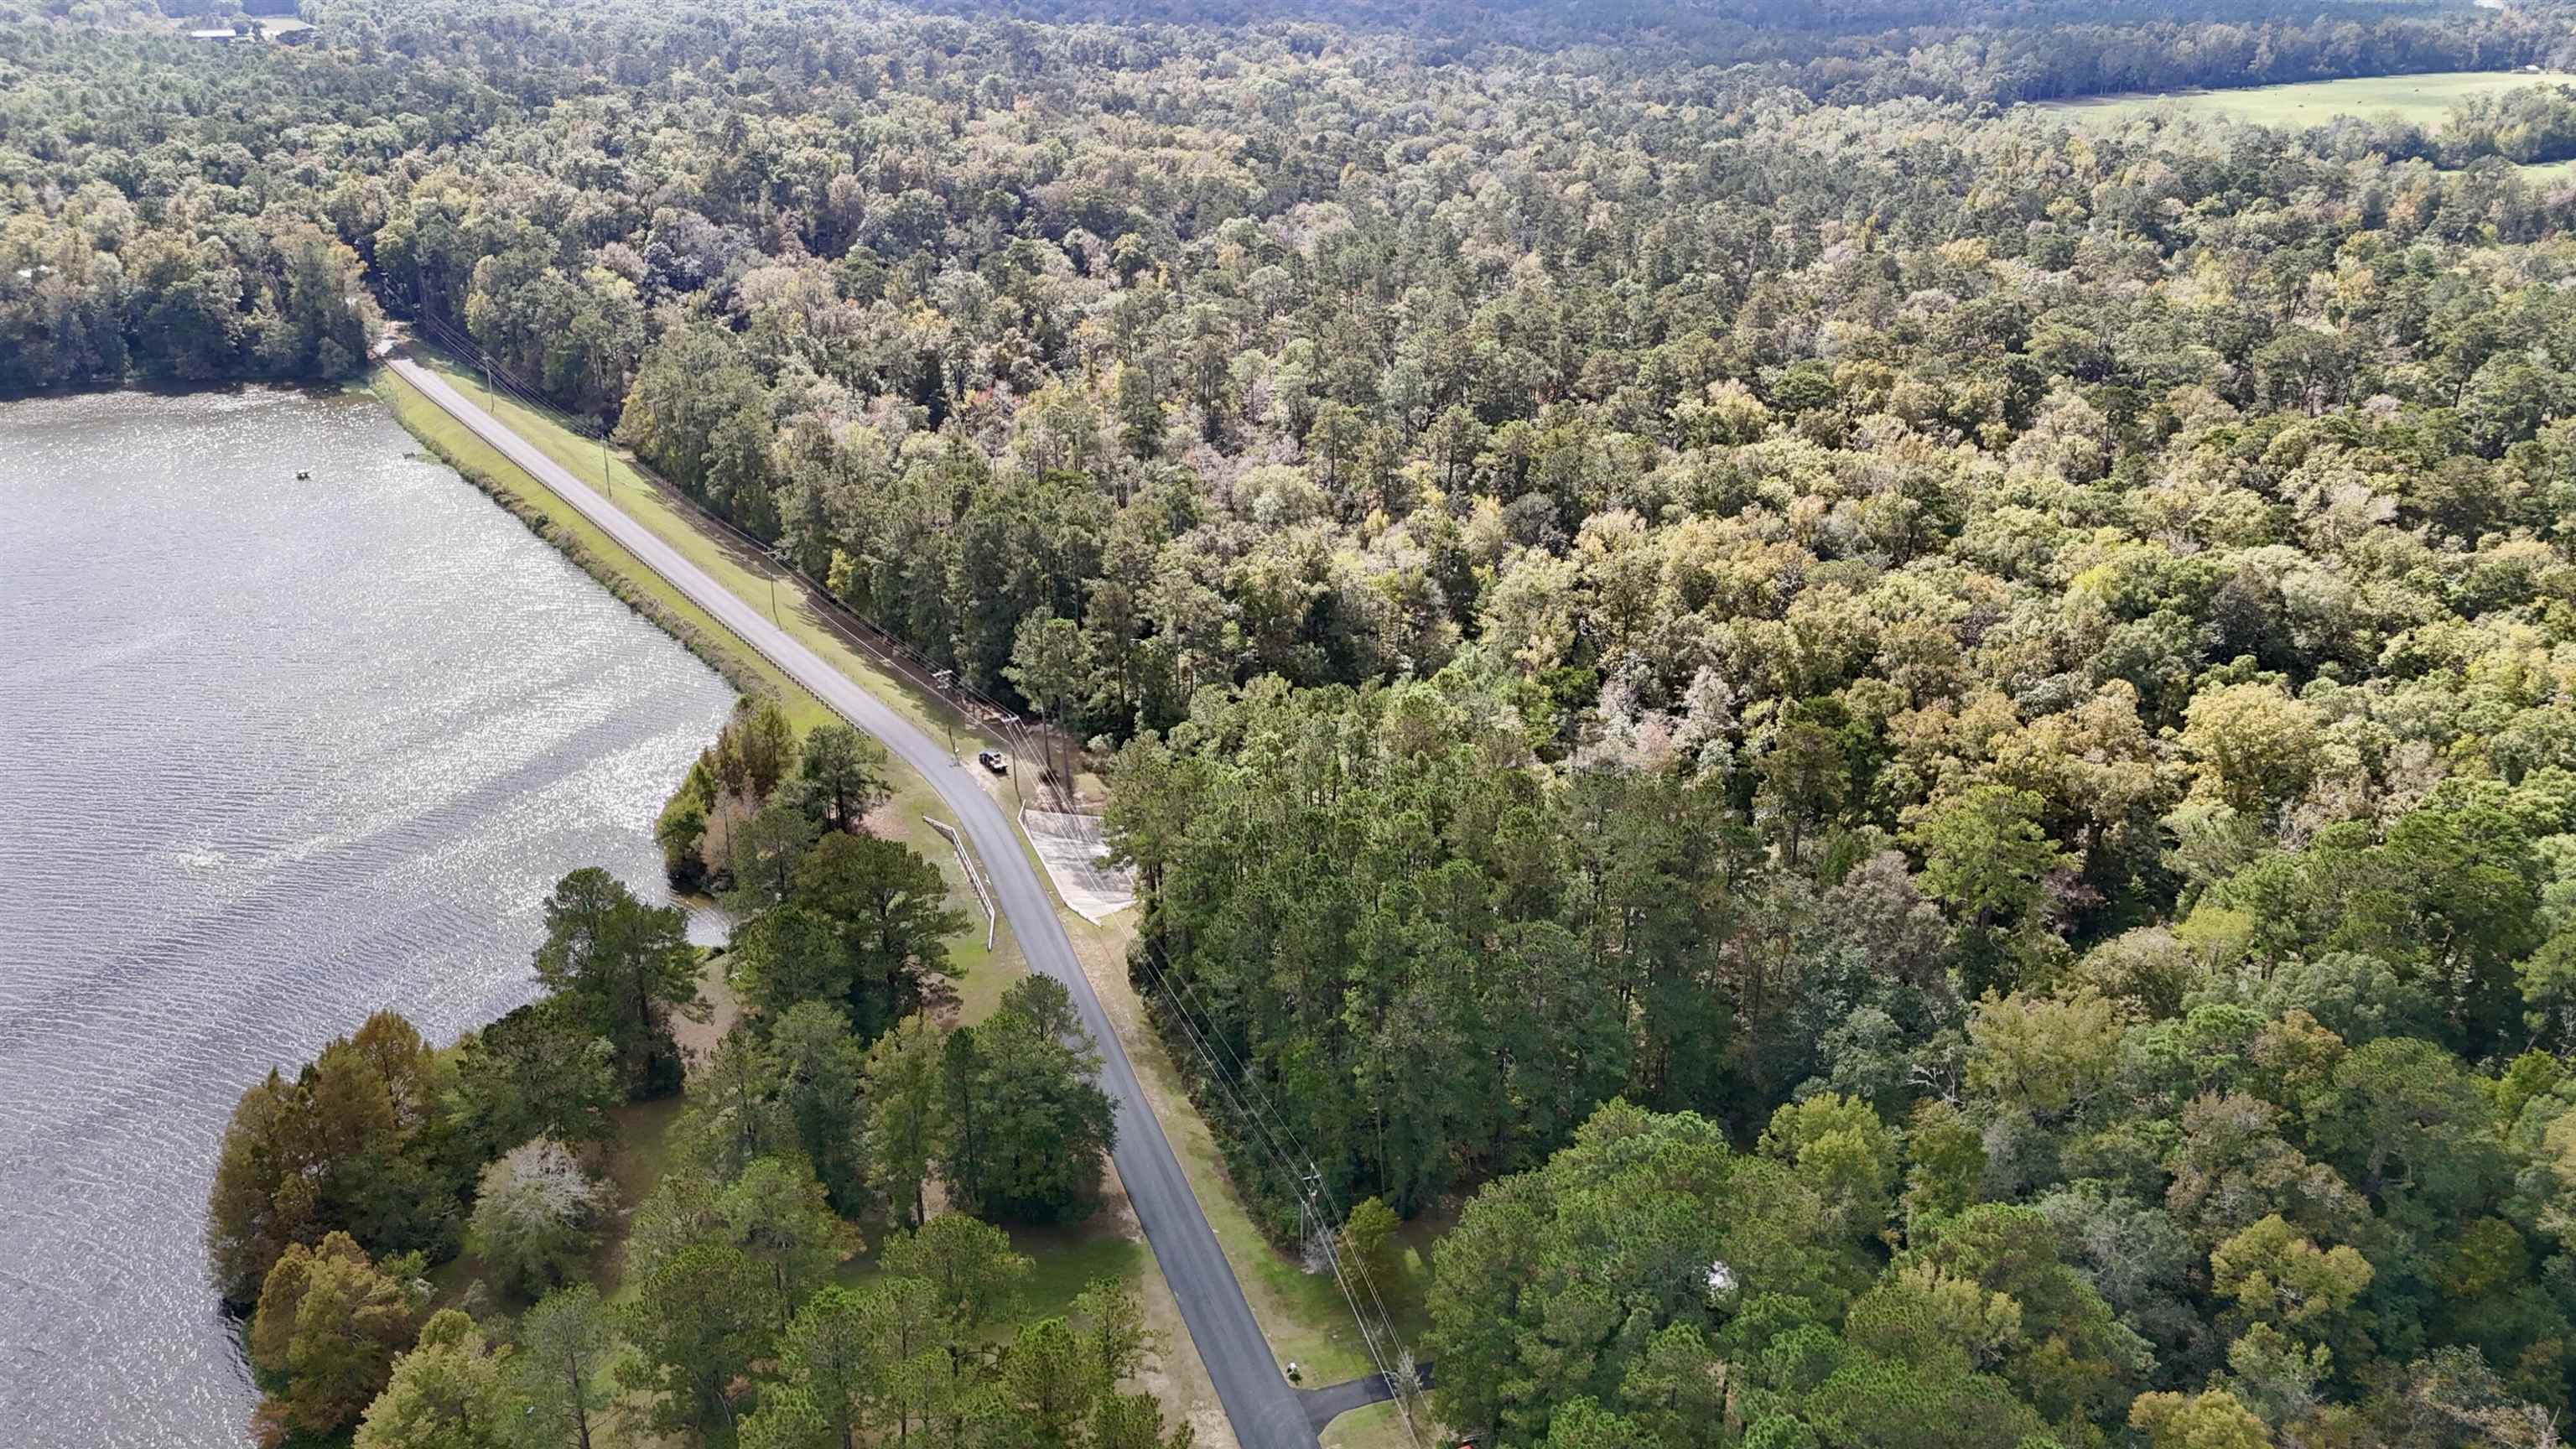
[833,1213,1149,1331]
[423,1093,687,1317]
[1319,1401,1405,1449]
[818,1197,1233,1446]
[594,1096,688,1297]
[2035,70,2567,130]
[2031,70,2576,188]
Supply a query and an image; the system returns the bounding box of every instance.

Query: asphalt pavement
[389,357,1318,1449]
[1300,1362,1434,1430]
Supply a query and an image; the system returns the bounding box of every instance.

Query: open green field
[2036,69,2568,130]
[2035,70,2576,187]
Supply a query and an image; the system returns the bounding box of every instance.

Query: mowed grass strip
[371,363,1021,1019]
[1321,1401,1408,1449]
[402,348,997,753]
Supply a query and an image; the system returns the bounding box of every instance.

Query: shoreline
[0,383,742,1449]
[366,371,780,709]
[376,349,1295,1449]
[371,354,1430,1447]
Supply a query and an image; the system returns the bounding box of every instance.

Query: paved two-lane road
[389,357,1317,1449]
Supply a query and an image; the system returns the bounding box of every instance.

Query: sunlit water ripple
[0,387,736,1446]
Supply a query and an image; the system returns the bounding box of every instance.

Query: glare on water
[0,387,735,1448]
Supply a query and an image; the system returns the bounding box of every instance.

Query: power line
[1125,944,1395,1357]
[1132,936,1420,1331]
[1148,948,1425,1447]
[1130,945,1311,1203]
[1150,948,1422,1430]
[1127,937,1429,1448]
[403,306,1420,1410]
[413,310,606,443]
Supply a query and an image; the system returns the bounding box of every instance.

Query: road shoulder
[374,356,1233,1441]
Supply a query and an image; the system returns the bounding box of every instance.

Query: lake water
[0,387,737,1447]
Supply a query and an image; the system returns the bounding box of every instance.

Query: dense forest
[204,707,1167,1446]
[15,0,2576,1441]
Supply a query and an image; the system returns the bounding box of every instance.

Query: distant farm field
[2036,70,2565,130]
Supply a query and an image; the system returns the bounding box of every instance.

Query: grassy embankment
[373,361,1021,1017]
[376,356,1439,1446]
[373,364,1208,1435]
[2037,70,2576,181]
[1323,1403,1410,1449]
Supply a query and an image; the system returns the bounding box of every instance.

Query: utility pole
[601,434,611,498]
[766,546,791,627]
[933,670,957,761]
[1296,1171,1324,1389]
[1303,1164,1427,1449]
[996,713,1024,808]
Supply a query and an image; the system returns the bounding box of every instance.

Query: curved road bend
[387,358,1317,1449]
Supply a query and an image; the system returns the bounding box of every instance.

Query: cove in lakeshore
[0,386,738,1448]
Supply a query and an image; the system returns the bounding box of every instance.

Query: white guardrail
[923,817,997,951]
